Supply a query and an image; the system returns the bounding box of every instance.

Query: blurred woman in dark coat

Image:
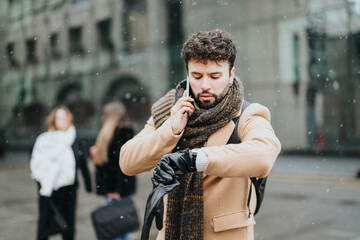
[31,106,92,240]
[90,101,136,240]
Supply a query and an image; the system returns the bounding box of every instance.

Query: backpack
[227,100,267,217]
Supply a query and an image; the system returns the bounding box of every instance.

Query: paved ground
[0,151,359,240]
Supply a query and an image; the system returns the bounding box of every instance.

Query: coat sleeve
[119,117,183,176]
[95,165,106,195]
[39,160,61,197]
[77,139,92,192]
[202,103,281,178]
[31,134,61,197]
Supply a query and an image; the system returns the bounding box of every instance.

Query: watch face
[190,149,199,159]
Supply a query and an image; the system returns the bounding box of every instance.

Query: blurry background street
[1,0,360,239]
[0,151,359,240]
[1,0,360,157]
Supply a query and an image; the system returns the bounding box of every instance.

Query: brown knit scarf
[151,77,243,239]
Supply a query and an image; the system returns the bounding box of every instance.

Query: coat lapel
[202,120,236,179]
[202,110,241,178]
[206,119,236,147]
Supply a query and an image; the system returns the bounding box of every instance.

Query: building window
[73,0,87,4]
[69,27,84,55]
[122,0,147,54]
[355,32,360,63]
[50,33,62,59]
[96,19,114,51]
[6,43,19,67]
[124,0,146,9]
[26,38,38,64]
[293,34,300,96]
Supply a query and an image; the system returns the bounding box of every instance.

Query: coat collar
[202,109,241,179]
[205,108,241,147]
[206,120,235,147]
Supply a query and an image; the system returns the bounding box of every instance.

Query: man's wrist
[170,117,183,135]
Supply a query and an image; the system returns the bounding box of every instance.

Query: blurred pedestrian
[30,106,92,240]
[90,101,136,240]
[120,29,281,240]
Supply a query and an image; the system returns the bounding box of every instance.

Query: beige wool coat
[120,103,281,240]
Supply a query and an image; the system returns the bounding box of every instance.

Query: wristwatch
[189,148,199,160]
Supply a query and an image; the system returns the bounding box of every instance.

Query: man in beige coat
[120,29,281,240]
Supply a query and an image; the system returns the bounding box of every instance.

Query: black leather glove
[140,149,198,240]
[161,148,197,179]
[141,183,179,240]
[151,148,198,187]
[141,164,181,240]
[151,157,177,187]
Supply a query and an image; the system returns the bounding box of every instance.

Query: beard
[194,83,231,109]
[194,92,220,109]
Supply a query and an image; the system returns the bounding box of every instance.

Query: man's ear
[230,67,235,85]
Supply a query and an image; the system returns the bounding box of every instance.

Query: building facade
[0,0,359,153]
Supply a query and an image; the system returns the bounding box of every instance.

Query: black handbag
[49,199,70,234]
[91,197,140,240]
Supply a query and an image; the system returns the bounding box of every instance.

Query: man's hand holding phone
[170,77,195,135]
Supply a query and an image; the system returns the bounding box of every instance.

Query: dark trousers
[36,183,77,240]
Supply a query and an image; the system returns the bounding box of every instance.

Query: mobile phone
[186,76,190,97]
[186,76,191,117]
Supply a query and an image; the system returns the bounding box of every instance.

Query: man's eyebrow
[191,71,202,75]
[208,72,222,75]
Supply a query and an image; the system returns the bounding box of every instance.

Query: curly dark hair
[181,29,237,71]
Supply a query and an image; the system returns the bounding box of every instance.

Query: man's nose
[201,77,211,91]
